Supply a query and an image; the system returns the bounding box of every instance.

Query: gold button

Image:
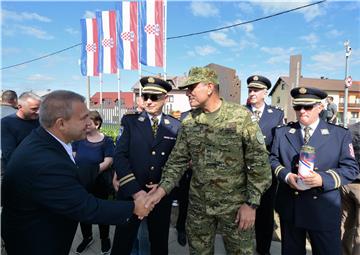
[313,196,318,199]
[294,191,299,195]
[161,152,165,155]
[150,166,155,170]
[152,151,156,155]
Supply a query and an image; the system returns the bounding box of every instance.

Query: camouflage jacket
[159,100,271,215]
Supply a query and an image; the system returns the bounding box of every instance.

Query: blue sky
[1,0,359,104]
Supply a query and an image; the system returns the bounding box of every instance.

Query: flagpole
[99,73,103,114]
[163,0,167,80]
[87,76,91,109]
[117,68,121,123]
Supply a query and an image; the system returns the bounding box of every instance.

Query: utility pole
[343,40,352,127]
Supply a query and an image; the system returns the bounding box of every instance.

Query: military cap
[247,75,271,90]
[140,76,172,94]
[179,67,219,89]
[290,87,328,105]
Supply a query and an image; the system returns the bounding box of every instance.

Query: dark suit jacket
[270,120,359,231]
[1,127,134,255]
[114,111,180,198]
[246,104,284,152]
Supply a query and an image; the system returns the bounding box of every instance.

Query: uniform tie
[151,116,159,137]
[254,110,261,122]
[303,126,312,144]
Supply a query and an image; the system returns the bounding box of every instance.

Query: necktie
[254,110,261,122]
[303,126,311,144]
[151,116,159,137]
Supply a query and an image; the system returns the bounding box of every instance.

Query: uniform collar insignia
[289,128,296,134]
[320,129,329,135]
[267,108,273,113]
[164,119,170,125]
[138,116,145,122]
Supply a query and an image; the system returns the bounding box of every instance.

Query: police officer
[145,67,272,254]
[245,75,284,255]
[111,77,181,255]
[270,87,359,255]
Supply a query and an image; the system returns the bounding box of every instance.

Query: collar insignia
[138,116,145,122]
[289,128,296,134]
[321,129,329,135]
[267,108,273,113]
[164,119,170,125]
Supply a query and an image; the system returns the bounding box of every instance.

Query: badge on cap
[320,129,329,135]
[289,128,296,134]
[299,87,307,94]
[253,76,259,81]
[148,77,155,83]
[138,116,145,122]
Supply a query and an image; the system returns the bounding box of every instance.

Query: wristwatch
[245,202,259,209]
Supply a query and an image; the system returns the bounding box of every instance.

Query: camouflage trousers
[186,205,255,255]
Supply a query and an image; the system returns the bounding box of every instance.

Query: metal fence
[89,106,135,125]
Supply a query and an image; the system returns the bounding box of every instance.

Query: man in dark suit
[111,77,181,255]
[270,87,359,255]
[1,90,150,255]
[245,75,284,255]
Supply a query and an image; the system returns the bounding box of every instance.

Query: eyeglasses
[142,94,164,102]
[293,105,315,111]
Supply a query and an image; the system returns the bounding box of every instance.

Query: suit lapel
[135,112,154,146]
[307,119,330,150]
[153,115,170,147]
[259,104,269,127]
[285,122,303,154]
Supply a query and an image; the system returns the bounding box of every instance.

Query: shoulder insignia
[320,129,330,135]
[138,116,145,122]
[125,111,138,115]
[328,122,348,130]
[256,131,265,144]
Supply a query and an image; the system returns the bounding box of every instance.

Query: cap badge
[299,87,307,94]
[253,76,259,81]
[148,77,155,83]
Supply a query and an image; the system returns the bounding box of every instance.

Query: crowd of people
[1,66,359,255]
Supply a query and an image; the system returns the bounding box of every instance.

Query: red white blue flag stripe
[117,1,139,70]
[96,10,117,74]
[80,18,99,76]
[139,0,164,67]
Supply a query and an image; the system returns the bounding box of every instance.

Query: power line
[1,0,326,71]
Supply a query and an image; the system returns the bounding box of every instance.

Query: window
[339,97,344,103]
[167,95,174,103]
[277,97,280,104]
[281,84,285,90]
[351,112,359,119]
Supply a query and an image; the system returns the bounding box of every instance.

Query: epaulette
[270,105,284,111]
[328,122,348,130]
[165,114,178,121]
[124,111,140,115]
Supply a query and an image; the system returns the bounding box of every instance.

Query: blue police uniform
[270,87,359,255]
[111,77,181,255]
[246,75,284,255]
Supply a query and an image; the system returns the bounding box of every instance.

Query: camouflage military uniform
[159,100,272,255]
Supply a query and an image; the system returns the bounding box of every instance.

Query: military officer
[145,67,272,254]
[111,77,181,255]
[270,87,359,255]
[245,75,284,255]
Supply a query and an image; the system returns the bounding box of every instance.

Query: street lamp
[343,40,352,127]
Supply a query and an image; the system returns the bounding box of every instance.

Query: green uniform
[159,100,272,255]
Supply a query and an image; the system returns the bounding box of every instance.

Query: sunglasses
[293,105,315,111]
[142,94,164,102]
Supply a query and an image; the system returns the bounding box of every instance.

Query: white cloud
[236,2,254,14]
[2,47,21,55]
[16,25,54,40]
[253,1,325,22]
[65,27,78,35]
[209,32,237,47]
[2,9,51,23]
[83,11,96,19]
[326,29,343,38]
[27,74,54,81]
[300,33,319,45]
[260,47,297,64]
[196,45,217,56]
[190,2,219,17]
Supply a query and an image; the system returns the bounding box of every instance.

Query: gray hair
[18,92,41,106]
[1,90,18,103]
[39,90,85,128]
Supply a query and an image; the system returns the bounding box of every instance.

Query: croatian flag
[139,0,164,67]
[80,18,99,76]
[117,1,139,70]
[96,10,117,74]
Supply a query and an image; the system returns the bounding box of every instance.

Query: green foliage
[101,124,119,143]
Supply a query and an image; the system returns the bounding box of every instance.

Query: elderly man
[145,67,271,254]
[1,92,41,173]
[1,90,150,255]
[111,77,181,255]
[270,87,359,255]
[245,75,284,255]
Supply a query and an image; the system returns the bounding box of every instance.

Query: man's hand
[132,190,147,200]
[144,186,166,209]
[235,203,256,230]
[302,171,323,188]
[133,193,152,219]
[287,173,304,190]
[112,172,120,192]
